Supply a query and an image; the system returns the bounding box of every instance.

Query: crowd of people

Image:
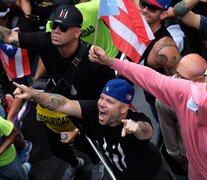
[0,0,206,180]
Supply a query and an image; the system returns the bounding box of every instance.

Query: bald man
[155,53,206,171]
[175,53,206,81]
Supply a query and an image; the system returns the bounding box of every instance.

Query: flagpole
[120,53,126,61]
[93,0,101,46]
[93,18,100,46]
[85,135,117,180]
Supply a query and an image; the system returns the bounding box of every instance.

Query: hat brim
[146,0,163,9]
[129,104,137,111]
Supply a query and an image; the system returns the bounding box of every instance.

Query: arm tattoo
[170,56,179,64]
[44,94,61,111]
[156,40,178,53]
[173,1,190,18]
[138,122,148,135]
[134,121,151,139]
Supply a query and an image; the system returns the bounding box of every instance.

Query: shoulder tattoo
[154,38,180,65]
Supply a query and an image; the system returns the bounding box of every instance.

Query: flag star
[6,45,13,50]
[112,145,116,149]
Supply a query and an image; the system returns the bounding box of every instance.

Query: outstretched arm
[0,26,19,46]
[13,82,82,118]
[88,45,190,110]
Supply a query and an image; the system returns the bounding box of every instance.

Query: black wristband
[173,1,190,17]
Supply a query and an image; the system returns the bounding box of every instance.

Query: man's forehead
[101,93,123,104]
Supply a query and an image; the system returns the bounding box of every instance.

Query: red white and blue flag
[0,27,31,80]
[98,0,154,63]
[0,43,31,80]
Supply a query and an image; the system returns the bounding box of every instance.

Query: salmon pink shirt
[112,59,207,180]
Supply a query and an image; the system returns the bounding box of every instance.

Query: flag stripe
[0,50,15,79]
[15,48,24,77]
[113,9,135,35]
[106,8,151,45]
[124,0,150,43]
[103,15,148,63]
[100,0,154,63]
[108,16,147,56]
[0,48,31,80]
[118,0,154,42]
[111,31,142,62]
[20,48,30,77]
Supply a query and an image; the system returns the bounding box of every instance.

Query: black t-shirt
[31,0,53,20]
[77,100,162,180]
[18,32,116,100]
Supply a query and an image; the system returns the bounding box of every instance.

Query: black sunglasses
[139,0,163,13]
[51,21,70,33]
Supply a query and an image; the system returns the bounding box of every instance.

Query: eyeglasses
[139,0,163,13]
[51,21,70,33]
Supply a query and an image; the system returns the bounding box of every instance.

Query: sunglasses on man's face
[139,0,163,13]
[51,21,70,33]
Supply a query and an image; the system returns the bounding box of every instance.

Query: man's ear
[160,7,176,20]
[195,76,206,83]
[160,11,168,20]
[75,28,82,39]
[120,104,129,114]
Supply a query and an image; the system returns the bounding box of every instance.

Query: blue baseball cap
[102,79,135,105]
[147,0,171,10]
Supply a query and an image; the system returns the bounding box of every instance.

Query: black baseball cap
[52,4,83,28]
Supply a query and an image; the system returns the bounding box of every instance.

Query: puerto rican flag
[98,0,154,63]
[0,41,31,80]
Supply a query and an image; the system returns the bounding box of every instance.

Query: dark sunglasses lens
[60,24,69,33]
[147,5,157,12]
[140,1,147,8]
[51,22,57,30]
[51,22,69,33]
[139,0,158,13]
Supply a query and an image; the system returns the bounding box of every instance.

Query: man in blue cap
[0,4,116,180]
[13,79,176,180]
